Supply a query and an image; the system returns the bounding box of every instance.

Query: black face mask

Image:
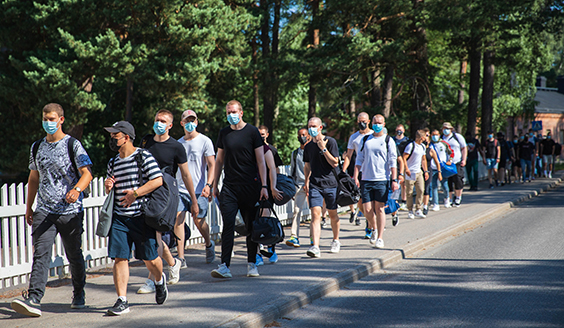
[358,122,368,131]
[298,136,308,145]
[109,137,123,152]
[423,140,429,146]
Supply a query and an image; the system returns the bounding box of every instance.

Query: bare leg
[373,201,386,239]
[310,206,322,247]
[174,212,187,258]
[328,209,340,240]
[113,258,129,297]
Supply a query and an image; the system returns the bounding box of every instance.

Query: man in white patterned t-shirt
[103,121,167,315]
[11,103,92,317]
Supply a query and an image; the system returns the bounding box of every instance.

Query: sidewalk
[1,174,562,328]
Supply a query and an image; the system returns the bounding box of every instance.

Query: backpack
[396,137,412,156]
[331,167,361,207]
[32,136,91,198]
[555,143,562,156]
[404,141,426,162]
[274,173,297,206]
[134,150,179,232]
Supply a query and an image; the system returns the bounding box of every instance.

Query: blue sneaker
[285,236,300,247]
[269,252,278,264]
[364,228,372,239]
[256,254,264,266]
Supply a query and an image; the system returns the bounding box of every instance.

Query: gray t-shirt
[177,134,215,194]
[290,147,305,186]
[29,135,92,215]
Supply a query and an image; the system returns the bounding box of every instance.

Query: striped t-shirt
[106,148,162,217]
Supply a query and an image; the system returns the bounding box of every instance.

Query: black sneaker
[107,298,129,315]
[349,211,355,223]
[260,245,274,258]
[71,289,85,309]
[321,218,327,228]
[355,217,361,225]
[392,214,399,227]
[423,207,429,216]
[11,291,41,317]
[155,273,168,305]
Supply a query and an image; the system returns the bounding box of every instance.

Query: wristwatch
[262,185,268,189]
[322,148,327,153]
[133,190,139,198]
[206,183,212,188]
[74,186,82,192]
[392,179,398,182]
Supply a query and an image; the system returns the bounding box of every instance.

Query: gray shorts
[543,155,554,165]
[178,192,208,219]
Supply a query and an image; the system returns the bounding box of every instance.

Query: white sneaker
[444,198,451,208]
[407,211,415,219]
[399,203,408,211]
[549,172,553,178]
[168,258,181,285]
[415,210,426,218]
[330,239,341,253]
[431,204,440,211]
[374,238,384,249]
[247,263,259,277]
[369,230,377,245]
[211,263,232,279]
[137,279,155,294]
[306,246,321,258]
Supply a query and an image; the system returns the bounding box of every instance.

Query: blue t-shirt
[29,135,92,215]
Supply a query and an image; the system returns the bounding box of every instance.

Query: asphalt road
[276,184,564,328]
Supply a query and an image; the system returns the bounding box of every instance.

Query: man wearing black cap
[103,121,168,315]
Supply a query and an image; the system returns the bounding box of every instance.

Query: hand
[260,187,269,200]
[438,172,443,181]
[201,184,211,198]
[25,207,34,226]
[461,160,466,167]
[213,186,220,199]
[316,137,327,150]
[271,187,283,201]
[483,160,487,165]
[398,175,405,183]
[391,181,399,192]
[424,172,429,181]
[496,158,500,163]
[119,189,137,208]
[65,189,80,204]
[405,168,411,178]
[446,161,452,166]
[354,178,360,188]
[105,176,115,193]
[190,202,199,219]
[303,182,309,195]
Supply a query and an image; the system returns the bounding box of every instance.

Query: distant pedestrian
[103,121,168,315]
[497,132,511,185]
[540,131,555,178]
[286,128,311,248]
[429,129,453,210]
[464,131,483,191]
[304,117,341,257]
[393,124,410,211]
[517,135,534,182]
[11,103,92,317]
[442,122,467,207]
[483,130,500,189]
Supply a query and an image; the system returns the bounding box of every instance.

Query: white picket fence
[0,166,310,290]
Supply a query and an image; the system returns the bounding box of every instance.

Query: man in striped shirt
[103,121,167,315]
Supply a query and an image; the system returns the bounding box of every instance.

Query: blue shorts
[360,180,389,203]
[178,192,208,219]
[486,158,498,170]
[308,185,338,210]
[108,214,159,261]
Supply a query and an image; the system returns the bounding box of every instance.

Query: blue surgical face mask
[488,134,493,139]
[443,129,451,136]
[529,132,534,137]
[42,120,59,135]
[184,121,197,132]
[308,127,319,137]
[227,113,240,125]
[372,123,384,133]
[547,135,551,139]
[520,136,524,140]
[153,121,168,135]
[432,135,439,143]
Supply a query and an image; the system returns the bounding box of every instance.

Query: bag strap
[291,149,298,178]
[32,138,44,169]
[257,200,280,220]
[134,150,146,201]
[406,141,416,161]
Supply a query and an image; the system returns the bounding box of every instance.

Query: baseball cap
[442,122,454,129]
[104,121,136,139]
[181,110,198,121]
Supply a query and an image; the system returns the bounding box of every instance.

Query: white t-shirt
[429,141,451,170]
[442,132,467,164]
[355,134,397,181]
[403,142,426,179]
[177,134,215,194]
[347,130,373,172]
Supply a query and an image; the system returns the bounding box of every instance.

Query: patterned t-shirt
[29,135,92,215]
[107,148,163,217]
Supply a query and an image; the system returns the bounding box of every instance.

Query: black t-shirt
[484,139,498,159]
[518,141,534,160]
[217,123,264,185]
[303,136,339,188]
[143,136,187,176]
[465,137,481,161]
[541,139,556,155]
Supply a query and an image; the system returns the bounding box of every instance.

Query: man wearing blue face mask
[12,103,92,317]
[441,122,467,207]
[135,109,199,293]
[483,130,500,189]
[176,110,216,265]
[540,131,555,178]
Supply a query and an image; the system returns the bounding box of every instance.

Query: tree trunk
[382,65,394,118]
[455,61,467,133]
[410,0,430,134]
[260,0,274,141]
[125,78,133,122]
[252,38,260,127]
[481,47,495,142]
[467,41,481,138]
[308,0,320,119]
[371,69,381,109]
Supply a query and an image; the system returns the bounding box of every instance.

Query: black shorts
[448,163,464,191]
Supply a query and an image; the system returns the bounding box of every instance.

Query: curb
[218,176,563,328]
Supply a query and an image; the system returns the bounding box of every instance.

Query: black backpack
[32,136,91,198]
[134,150,179,232]
[555,143,562,156]
[331,167,361,207]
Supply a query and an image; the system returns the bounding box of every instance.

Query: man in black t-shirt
[211,100,268,279]
[136,109,199,292]
[464,132,483,191]
[540,131,556,178]
[482,130,500,189]
[517,136,534,182]
[303,117,341,258]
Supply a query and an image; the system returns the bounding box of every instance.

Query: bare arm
[303,162,311,195]
[212,148,225,198]
[178,162,199,218]
[25,170,39,225]
[65,165,93,204]
[254,147,269,200]
[265,151,282,201]
[201,155,216,199]
[120,177,163,208]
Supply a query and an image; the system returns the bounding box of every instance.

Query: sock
[423,205,428,210]
[456,196,461,202]
[118,296,127,302]
[155,276,164,285]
